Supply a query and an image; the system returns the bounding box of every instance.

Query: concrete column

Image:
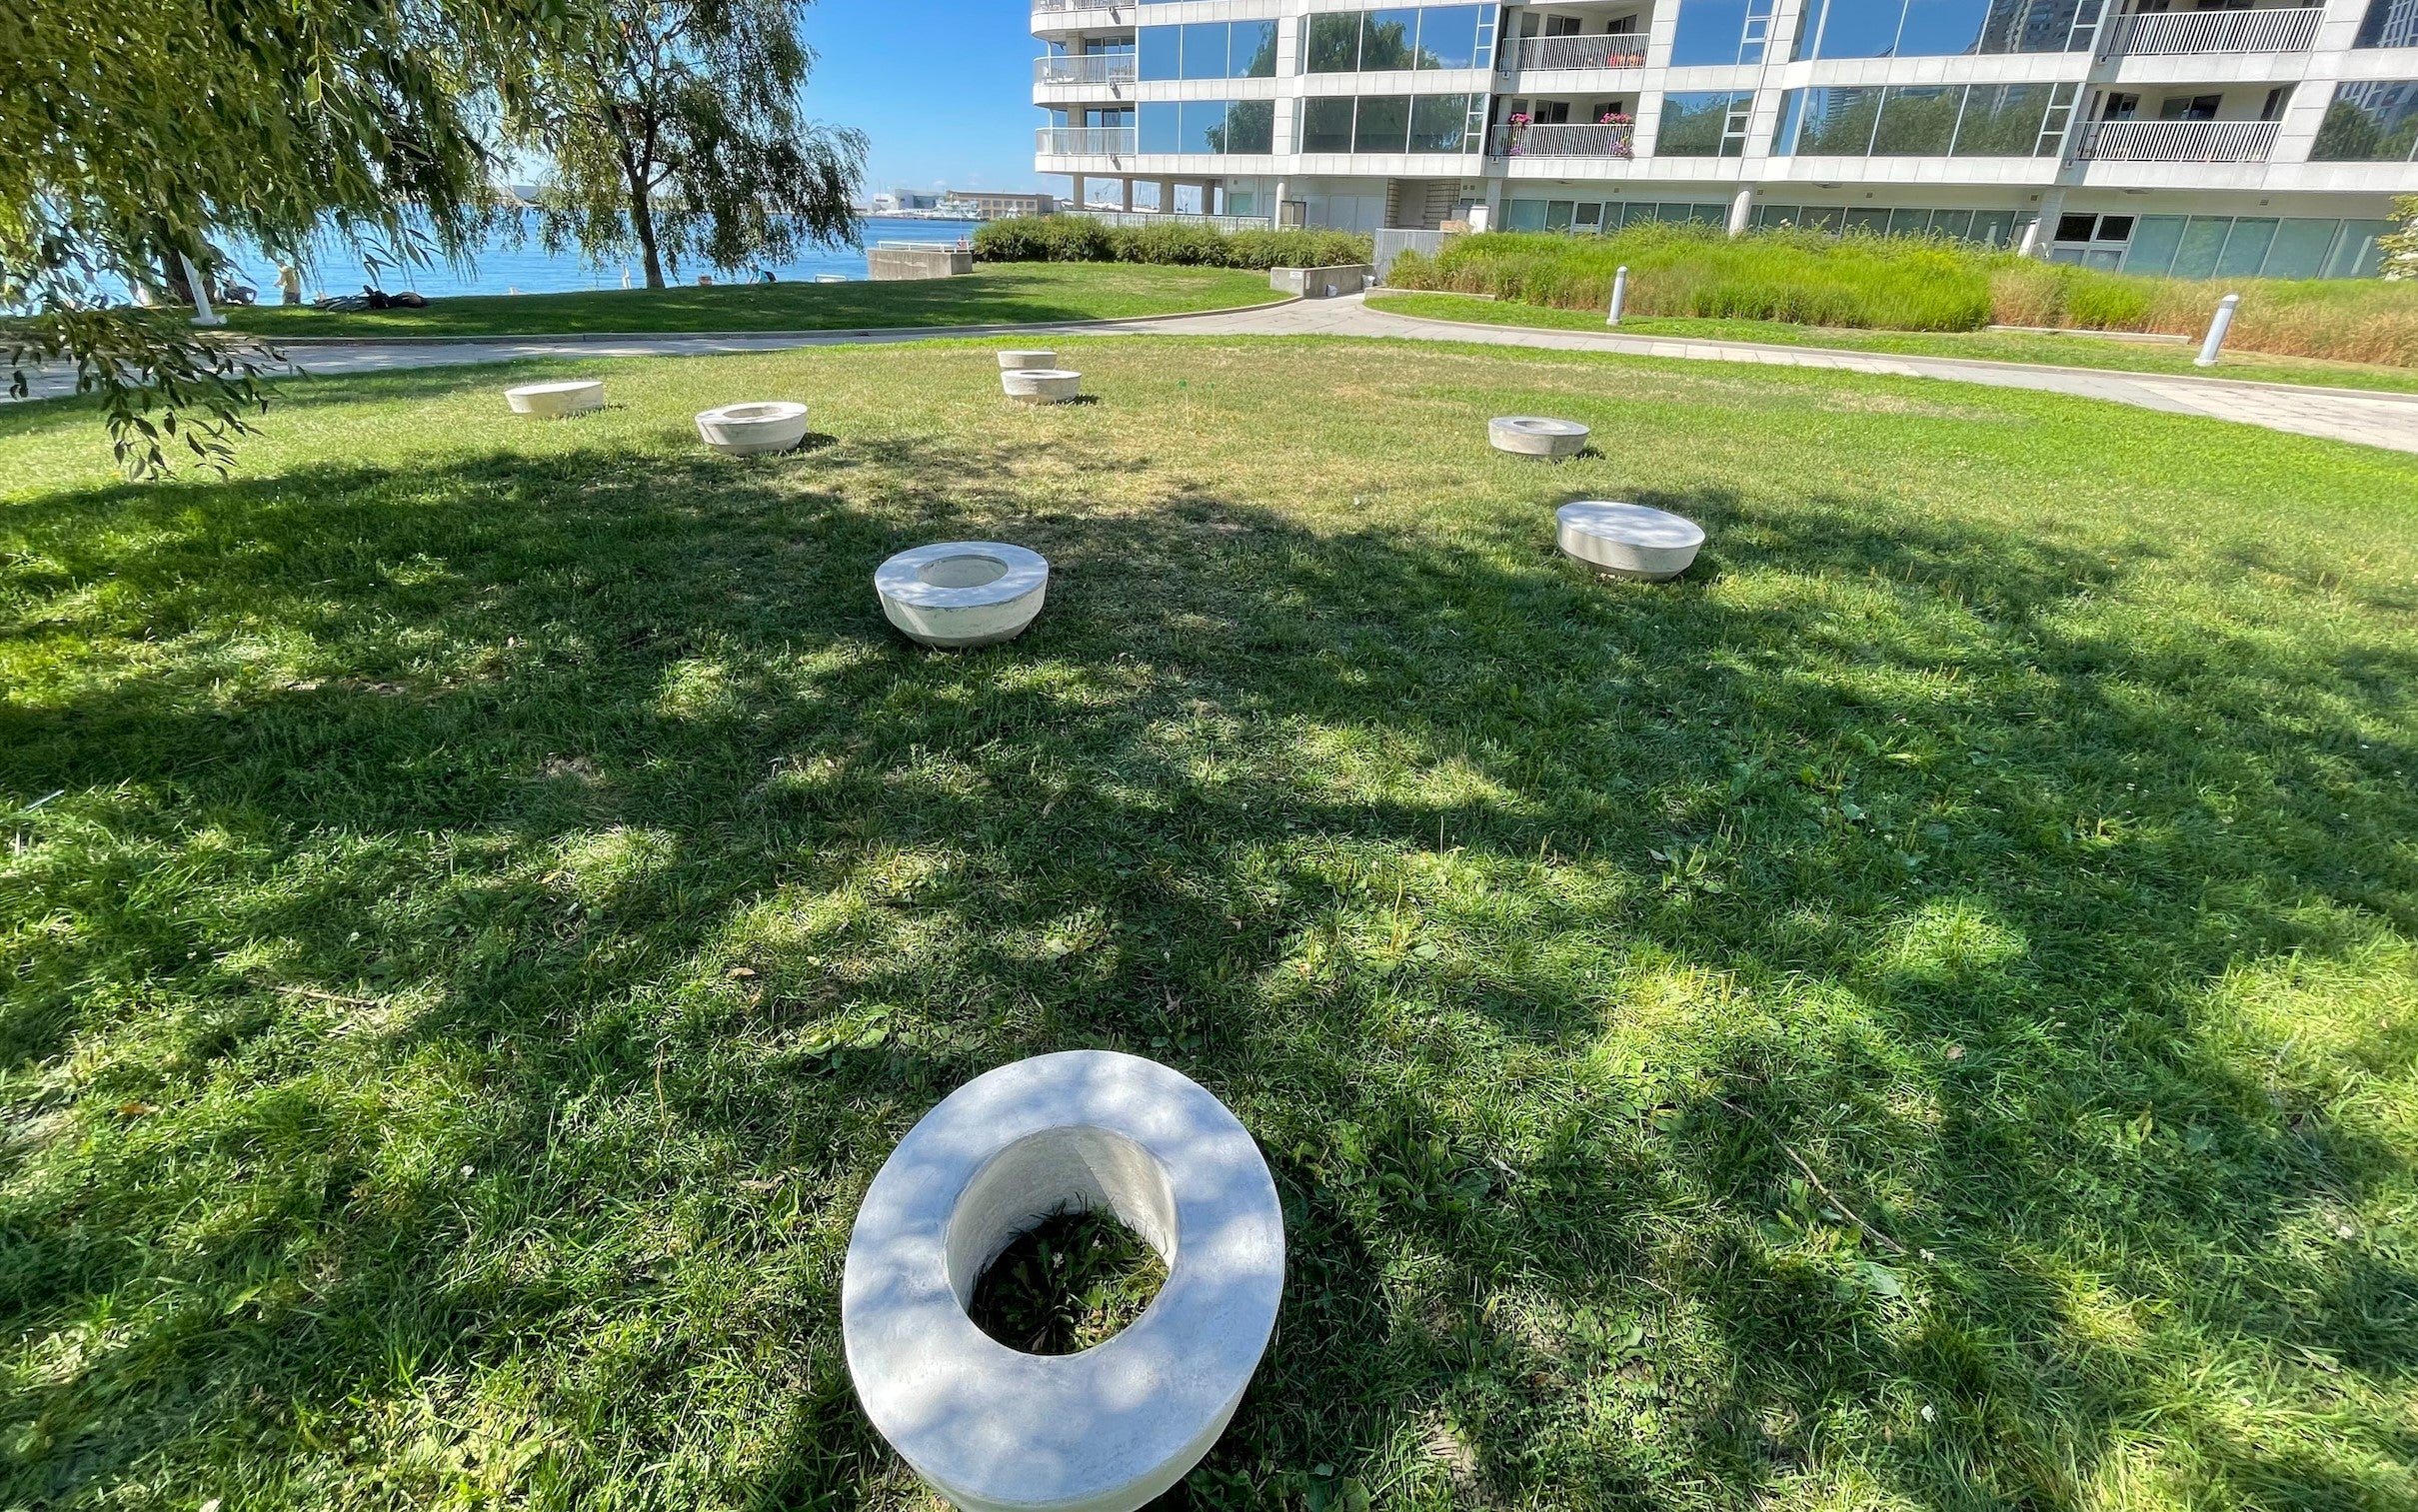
[2019,190,2066,258]
[1122,177,1135,212]
[1072,174,1088,211]
[1727,187,1756,237]
[1161,178,1178,214]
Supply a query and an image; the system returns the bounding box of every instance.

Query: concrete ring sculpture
[876,541,1051,650]
[506,380,605,418]
[843,1051,1285,1512]
[1003,368,1084,405]
[998,350,1058,371]
[1489,416,1589,461]
[1556,501,1706,582]
[695,401,811,457]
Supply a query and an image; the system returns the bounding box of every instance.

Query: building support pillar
[1161,178,1178,215]
[1072,174,1087,212]
[2019,190,2066,258]
[1122,177,1135,212]
[1727,186,1756,237]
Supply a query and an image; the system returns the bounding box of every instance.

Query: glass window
[1139,26,1182,82]
[1232,20,1278,78]
[1779,88,1885,155]
[2311,80,2418,162]
[1659,90,1749,156]
[1307,13,1362,72]
[1182,100,1229,153]
[1300,96,1356,152]
[1872,86,1961,154]
[1221,99,1274,153]
[2169,218,2230,280]
[1952,83,2049,156]
[1361,9,1421,69]
[2260,219,2338,280]
[1416,4,1484,68]
[1808,0,1908,59]
[1930,210,1974,241]
[1410,93,1474,150]
[2215,218,2279,279]
[1545,200,1576,230]
[1670,0,1761,65]
[2123,216,2187,276]
[1181,22,1228,80]
[1139,101,1182,154]
[2358,0,2418,46]
[1843,207,1890,235]
[1574,202,1604,229]
[1506,198,1550,231]
[2324,220,2392,279]
[1356,94,1412,152]
[1797,0,2096,58]
[1897,0,1988,56]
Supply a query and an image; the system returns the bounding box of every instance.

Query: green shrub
[972,217,1371,273]
[1384,222,2418,362]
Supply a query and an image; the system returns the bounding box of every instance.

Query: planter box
[1270,265,1372,299]
[870,247,974,281]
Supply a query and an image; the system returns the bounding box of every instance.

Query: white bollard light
[2195,294,2241,369]
[1606,265,1629,328]
[843,1051,1284,1512]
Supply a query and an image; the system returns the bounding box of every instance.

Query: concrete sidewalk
[14,294,2417,455]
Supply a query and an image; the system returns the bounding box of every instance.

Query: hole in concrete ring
[918,554,1011,591]
[951,1125,1175,1357]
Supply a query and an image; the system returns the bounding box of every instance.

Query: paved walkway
[15,295,2418,455]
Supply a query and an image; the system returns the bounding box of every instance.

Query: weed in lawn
[967,1207,1170,1356]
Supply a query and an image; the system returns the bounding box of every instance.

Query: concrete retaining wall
[869,247,974,281]
[1270,265,1373,299]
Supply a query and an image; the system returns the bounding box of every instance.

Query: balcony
[1038,126,1139,156]
[1499,33,1650,72]
[1487,122,1637,158]
[1034,0,1115,12]
[2073,119,2277,162]
[2101,6,2320,55]
[1036,54,1138,85]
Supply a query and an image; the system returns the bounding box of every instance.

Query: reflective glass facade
[1139,21,1278,81]
[1790,0,2099,59]
[1304,5,1497,72]
[2310,80,2418,161]
[1138,99,1277,154]
[1299,93,1485,152]
[1774,83,2078,156]
[1659,92,1755,157]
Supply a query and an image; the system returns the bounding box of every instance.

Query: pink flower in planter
[1509,112,1530,125]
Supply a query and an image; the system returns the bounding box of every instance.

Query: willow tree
[0,0,582,473]
[515,0,865,288]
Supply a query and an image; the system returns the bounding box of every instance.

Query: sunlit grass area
[222,263,1280,339]
[3,339,2415,1510]
[1366,291,2418,396]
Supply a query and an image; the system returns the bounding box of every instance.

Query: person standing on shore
[277,264,303,305]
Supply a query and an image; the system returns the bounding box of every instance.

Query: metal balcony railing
[2073,118,2277,162]
[1037,126,1140,156]
[2102,6,2320,54]
[1499,34,1651,71]
[1034,0,1113,13]
[1487,122,1637,157]
[1035,53,1138,85]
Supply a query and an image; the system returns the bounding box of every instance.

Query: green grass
[1368,292,2418,395]
[967,1208,1169,1356]
[223,263,1281,339]
[4,339,2417,1511]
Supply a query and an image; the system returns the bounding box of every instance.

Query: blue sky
[801,1,1056,198]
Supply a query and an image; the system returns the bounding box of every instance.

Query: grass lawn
[224,263,1281,339]
[1366,292,2418,396]
[4,339,2416,1511]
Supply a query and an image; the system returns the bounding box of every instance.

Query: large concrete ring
[1557,501,1706,582]
[506,380,605,418]
[876,541,1051,650]
[998,350,1058,371]
[1489,416,1589,460]
[843,1051,1285,1512]
[695,401,810,457]
[1003,369,1084,405]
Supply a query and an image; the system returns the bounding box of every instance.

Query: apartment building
[1033,0,2418,277]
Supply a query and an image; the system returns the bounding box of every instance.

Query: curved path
[15,294,2418,455]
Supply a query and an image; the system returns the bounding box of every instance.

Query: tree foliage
[513,0,865,289]
[2385,197,2418,282]
[0,0,586,473]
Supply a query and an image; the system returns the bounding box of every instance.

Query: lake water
[221,217,985,302]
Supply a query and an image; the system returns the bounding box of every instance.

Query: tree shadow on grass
[1,420,2414,1511]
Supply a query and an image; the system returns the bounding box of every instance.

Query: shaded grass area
[1368,292,2418,395]
[2,339,2416,1511]
[222,263,1280,339]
